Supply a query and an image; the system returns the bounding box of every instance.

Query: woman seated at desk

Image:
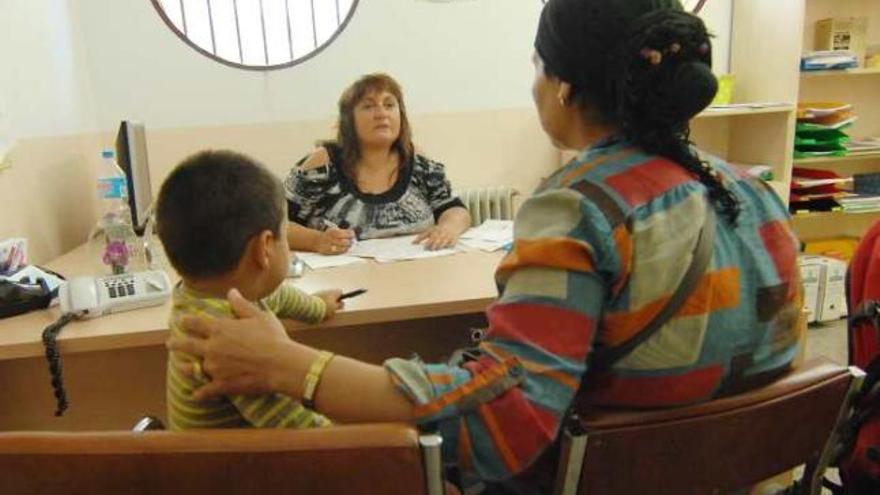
[284,73,471,255]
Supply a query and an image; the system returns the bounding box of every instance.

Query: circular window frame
[150,0,361,71]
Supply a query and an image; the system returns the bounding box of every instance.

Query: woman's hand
[413,224,460,250]
[315,228,356,255]
[167,289,298,401]
[313,289,344,320]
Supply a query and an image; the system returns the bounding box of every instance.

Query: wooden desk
[0,245,503,430]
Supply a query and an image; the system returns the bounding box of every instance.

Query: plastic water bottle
[91,150,138,274]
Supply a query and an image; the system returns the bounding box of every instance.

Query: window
[151,0,359,70]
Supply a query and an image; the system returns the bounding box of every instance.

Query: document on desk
[347,235,458,262]
[460,220,514,252]
[294,252,367,270]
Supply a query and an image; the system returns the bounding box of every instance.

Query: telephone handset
[59,270,172,318]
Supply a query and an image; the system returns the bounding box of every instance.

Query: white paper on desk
[461,220,514,243]
[294,252,366,270]
[460,238,511,252]
[349,235,458,262]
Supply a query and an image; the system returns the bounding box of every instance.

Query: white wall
[704,0,732,74]
[0,0,97,138]
[74,0,544,131]
[72,0,731,133]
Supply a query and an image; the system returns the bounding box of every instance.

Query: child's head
[156,150,289,298]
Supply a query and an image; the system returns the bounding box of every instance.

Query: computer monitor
[115,120,153,236]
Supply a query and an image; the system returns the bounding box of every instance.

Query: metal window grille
[151,0,358,70]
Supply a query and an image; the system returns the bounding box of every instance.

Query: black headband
[533,0,579,84]
[534,1,702,87]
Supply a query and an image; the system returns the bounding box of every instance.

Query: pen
[339,288,367,300]
[323,219,351,230]
[323,219,358,246]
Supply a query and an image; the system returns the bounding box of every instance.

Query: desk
[0,245,503,430]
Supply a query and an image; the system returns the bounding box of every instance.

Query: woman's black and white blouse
[284,145,465,240]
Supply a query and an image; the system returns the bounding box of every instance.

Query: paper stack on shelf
[838,195,880,213]
[795,102,855,159]
[800,50,859,71]
[790,166,880,215]
[846,137,880,155]
[789,167,848,214]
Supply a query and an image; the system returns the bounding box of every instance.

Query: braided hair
[535,0,741,224]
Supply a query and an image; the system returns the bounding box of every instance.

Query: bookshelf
[794,152,880,166]
[686,1,801,200]
[697,105,795,119]
[793,0,880,242]
[801,67,880,78]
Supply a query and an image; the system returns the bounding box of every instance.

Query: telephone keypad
[104,276,137,299]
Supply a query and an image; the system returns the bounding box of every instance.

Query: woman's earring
[558,95,568,107]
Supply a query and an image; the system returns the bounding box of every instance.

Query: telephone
[59,270,172,318]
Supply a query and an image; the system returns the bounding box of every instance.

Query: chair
[0,422,445,495]
[553,358,865,495]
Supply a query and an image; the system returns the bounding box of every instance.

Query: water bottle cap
[101,150,115,159]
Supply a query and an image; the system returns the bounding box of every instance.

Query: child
[157,150,342,430]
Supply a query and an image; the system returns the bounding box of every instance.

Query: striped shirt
[167,283,331,430]
[385,137,803,492]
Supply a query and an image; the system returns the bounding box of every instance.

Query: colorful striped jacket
[385,137,803,493]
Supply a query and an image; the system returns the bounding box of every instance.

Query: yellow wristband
[302,350,335,410]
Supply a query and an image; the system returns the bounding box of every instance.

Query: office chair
[553,357,864,495]
[0,422,445,495]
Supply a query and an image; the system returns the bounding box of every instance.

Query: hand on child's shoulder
[313,289,343,320]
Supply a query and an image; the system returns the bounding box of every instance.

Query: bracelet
[302,350,335,410]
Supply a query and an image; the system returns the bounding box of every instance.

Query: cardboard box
[800,255,848,323]
[798,258,823,324]
[816,17,869,66]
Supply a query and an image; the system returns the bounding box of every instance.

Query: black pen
[339,288,367,300]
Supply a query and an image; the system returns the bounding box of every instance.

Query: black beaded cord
[42,313,76,416]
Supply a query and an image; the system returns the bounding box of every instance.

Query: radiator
[457,186,519,225]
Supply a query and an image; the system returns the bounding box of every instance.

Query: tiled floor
[804,318,849,365]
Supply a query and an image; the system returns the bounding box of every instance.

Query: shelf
[696,104,794,119]
[801,67,880,79]
[766,180,788,200]
[794,152,880,165]
[792,209,880,221]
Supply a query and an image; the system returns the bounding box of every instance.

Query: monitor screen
[115,121,153,236]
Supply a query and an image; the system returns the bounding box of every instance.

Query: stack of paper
[347,235,458,263]
[847,137,880,154]
[795,103,855,159]
[293,252,366,270]
[790,167,849,214]
[839,195,880,213]
[460,220,514,252]
[801,50,859,71]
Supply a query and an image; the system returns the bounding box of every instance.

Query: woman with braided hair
[168,1,803,493]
